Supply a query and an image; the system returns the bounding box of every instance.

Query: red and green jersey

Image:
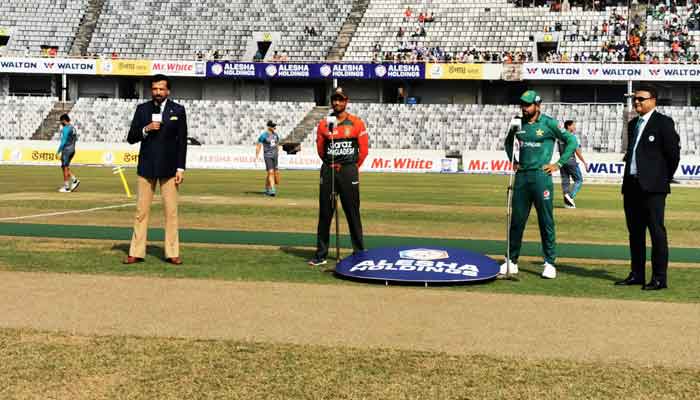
[316,113,369,167]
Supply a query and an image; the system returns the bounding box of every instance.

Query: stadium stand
[62,98,315,146]
[659,105,700,155]
[0,0,87,57]
[302,103,626,154]
[86,0,352,60]
[0,97,684,157]
[0,96,54,140]
[344,0,629,62]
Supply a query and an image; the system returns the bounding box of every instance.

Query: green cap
[520,90,542,104]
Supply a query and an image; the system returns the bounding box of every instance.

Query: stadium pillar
[0,75,8,97]
[50,75,57,97]
[61,74,67,103]
[626,80,632,111]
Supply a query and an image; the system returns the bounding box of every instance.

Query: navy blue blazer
[127,99,188,179]
[622,110,680,194]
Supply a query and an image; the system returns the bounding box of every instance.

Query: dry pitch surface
[2,270,699,369]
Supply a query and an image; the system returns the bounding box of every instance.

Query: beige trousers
[128,176,179,258]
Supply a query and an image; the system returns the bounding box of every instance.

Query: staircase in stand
[32,101,74,140]
[326,0,370,61]
[68,0,106,56]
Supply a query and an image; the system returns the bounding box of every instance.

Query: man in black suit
[124,74,188,265]
[616,87,680,290]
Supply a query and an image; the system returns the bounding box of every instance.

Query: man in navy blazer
[124,74,188,265]
[616,86,680,290]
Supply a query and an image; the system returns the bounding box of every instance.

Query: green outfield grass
[2,166,699,246]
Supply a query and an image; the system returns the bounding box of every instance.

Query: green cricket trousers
[508,169,556,264]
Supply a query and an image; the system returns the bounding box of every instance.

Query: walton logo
[650,69,661,76]
[44,63,55,69]
[526,67,538,74]
[587,68,599,75]
[399,249,449,261]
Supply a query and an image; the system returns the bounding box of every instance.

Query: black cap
[330,88,349,101]
[266,120,277,128]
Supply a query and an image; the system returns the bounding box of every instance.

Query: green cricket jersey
[505,113,577,171]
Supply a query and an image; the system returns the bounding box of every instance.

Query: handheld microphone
[326,110,337,132]
[509,115,522,131]
[152,103,162,124]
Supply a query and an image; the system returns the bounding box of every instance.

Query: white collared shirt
[630,108,655,176]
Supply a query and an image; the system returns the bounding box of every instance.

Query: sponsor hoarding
[523,63,700,82]
[425,63,503,80]
[206,62,425,80]
[0,141,454,173]
[97,59,152,76]
[462,150,700,180]
[0,57,97,75]
[151,60,206,77]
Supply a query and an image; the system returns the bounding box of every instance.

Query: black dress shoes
[642,280,667,290]
[614,275,644,286]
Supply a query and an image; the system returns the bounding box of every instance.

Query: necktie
[629,118,643,155]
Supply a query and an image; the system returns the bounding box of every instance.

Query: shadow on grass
[111,243,168,260]
[279,246,315,261]
[519,263,621,282]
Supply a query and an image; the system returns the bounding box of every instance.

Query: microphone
[152,102,162,125]
[509,115,522,131]
[326,110,337,132]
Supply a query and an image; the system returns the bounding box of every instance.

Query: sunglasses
[633,96,653,102]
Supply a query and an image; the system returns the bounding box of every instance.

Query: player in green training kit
[500,90,577,279]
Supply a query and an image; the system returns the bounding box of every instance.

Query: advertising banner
[97,59,152,76]
[425,63,503,80]
[462,150,700,180]
[335,247,500,284]
[523,63,700,82]
[426,63,483,80]
[206,62,425,80]
[1,145,139,167]
[0,141,455,173]
[0,57,97,75]
[151,60,206,77]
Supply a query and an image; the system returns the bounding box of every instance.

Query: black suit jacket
[622,110,680,194]
[127,99,188,179]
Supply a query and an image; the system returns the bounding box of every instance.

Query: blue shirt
[57,124,77,154]
[257,130,279,158]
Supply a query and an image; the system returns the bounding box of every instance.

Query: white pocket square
[170,116,178,121]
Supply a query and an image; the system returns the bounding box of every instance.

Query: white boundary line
[0,203,136,222]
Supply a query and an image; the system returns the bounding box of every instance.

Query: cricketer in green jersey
[500,90,577,279]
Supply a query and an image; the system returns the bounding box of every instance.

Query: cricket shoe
[70,178,80,192]
[563,193,576,208]
[542,262,557,279]
[58,186,71,193]
[307,257,327,266]
[499,259,519,275]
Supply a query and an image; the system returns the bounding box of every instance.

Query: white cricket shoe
[563,193,576,208]
[542,262,557,279]
[70,178,80,192]
[58,186,70,193]
[499,260,519,275]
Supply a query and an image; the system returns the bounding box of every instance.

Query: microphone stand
[329,112,340,263]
